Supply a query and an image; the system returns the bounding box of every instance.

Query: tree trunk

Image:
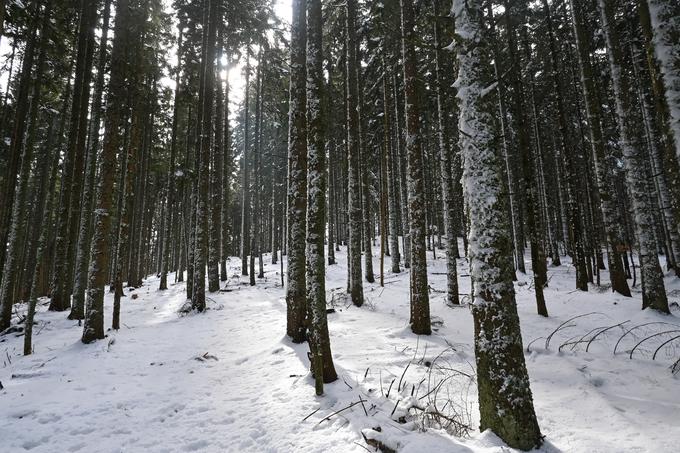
[597,0,669,313]
[286,0,309,342]
[382,65,401,274]
[192,0,218,311]
[50,0,97,312]
[345,0,364,307]
[432,0,459,306]
[0,1,41,300]
[541,0,588,290]
[160,26,183,291]
[208,29,223,293]
[306,0,338,394]
[454,1,542,448]
[71,0,112,318]
[401,0,430,335]
[0,2,51,330]
[82,0,133,344]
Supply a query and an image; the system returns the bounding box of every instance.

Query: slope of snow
[1,244,679,452]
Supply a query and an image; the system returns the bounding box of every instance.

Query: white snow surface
[2,244,680,452]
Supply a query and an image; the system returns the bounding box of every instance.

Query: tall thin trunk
[631,39,680,274]
[645,0,680,162]
[24,117,61,355]
[249,47,264,286]
[382,64,401,274]
[71,0,112,318]
[50,0,97,312]
[82,0,133,344]
[208,30,223,293]
[345,0,364,307]
[286,0,309,342]
[192,0,218,311]
[306,0,338,394]
[160,26,183,291]
[112,95,143,330]
[401,0,430,335]
[0,2,51,329]
[432,0,459,306]
[241,50,251,276]
[597,0,669,313]
[357,66,374,284]
[541,0,588,290]
[568,0,631,297]
[220,42,231,281]
[0,2,41,297]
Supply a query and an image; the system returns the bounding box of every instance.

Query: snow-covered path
[2,249,680,452]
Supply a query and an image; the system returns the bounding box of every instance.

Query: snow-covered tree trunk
[241,51,251,277]
[597,0,669,314]
[192,0,218,312]
[345,0,364,307]
[490,24,524,275]
[631,38,680,275]
[306,0,338,394]
[220,58,231,281]
[24,120,60,355]
[647,0,680,161]
[393,71,411,269]
[569,0,631,297]
[208,33,223,292]
[0,3,50,330]
[503,0,548,315]
[541,0,588,290]
[327,141,336,265]
[382,66,401,274]
[357,73,375,284]
[67,3,99,301]
[0,36,23,289]
[82,0,132,344]
[454,0,542,448]
[113,101,142,330]
[638,1,680,271]
[360,156,375,283]
[50,0,97,312]
[286,0,309,342]
[401,0,430,335]
[71,0,111,317]
[432,0,459,306]
[127,114,150,288]
[250,46,264,284]
[160,25,183,291]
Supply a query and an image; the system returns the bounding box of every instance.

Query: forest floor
[1,244,680,452]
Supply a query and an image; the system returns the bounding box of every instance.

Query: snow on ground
[1,243,679,452]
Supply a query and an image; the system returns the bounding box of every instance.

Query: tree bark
[345,0,364,307]
[306,0,338,394]
[286,0,309,341]
[401,0,430,335]
[454,1,543,448]
[597,0,669,313]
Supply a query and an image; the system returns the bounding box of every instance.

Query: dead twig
[316,399,367,425]
[302,407,320,422]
